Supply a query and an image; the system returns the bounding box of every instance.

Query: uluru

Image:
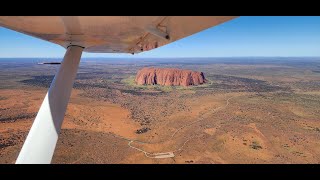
[135,67,207,87]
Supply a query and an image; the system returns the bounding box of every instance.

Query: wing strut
[16,45,83,164]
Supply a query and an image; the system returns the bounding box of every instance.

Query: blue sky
[0,16,319,58]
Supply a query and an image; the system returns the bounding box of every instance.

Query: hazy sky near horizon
[0,16,319,58]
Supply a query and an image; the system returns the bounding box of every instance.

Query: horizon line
[0,56,319,59]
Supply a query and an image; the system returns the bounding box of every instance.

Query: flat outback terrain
[1,57,320,164]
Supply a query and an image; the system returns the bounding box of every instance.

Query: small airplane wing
[0,16,237,54]
[0,16,239,164]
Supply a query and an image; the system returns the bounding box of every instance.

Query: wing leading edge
[0,16,238,54]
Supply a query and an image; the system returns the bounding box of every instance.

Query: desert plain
[1,57,320,164]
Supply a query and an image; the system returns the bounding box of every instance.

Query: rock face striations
[135,67,207,87]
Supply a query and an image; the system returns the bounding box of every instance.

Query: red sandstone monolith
[135,67,206,87]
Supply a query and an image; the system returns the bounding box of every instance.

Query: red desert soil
[0,88,141,163]
[135,67,206,86]
[1,89,320,164]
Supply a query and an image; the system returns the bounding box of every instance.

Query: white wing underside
[0,16,237,54]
